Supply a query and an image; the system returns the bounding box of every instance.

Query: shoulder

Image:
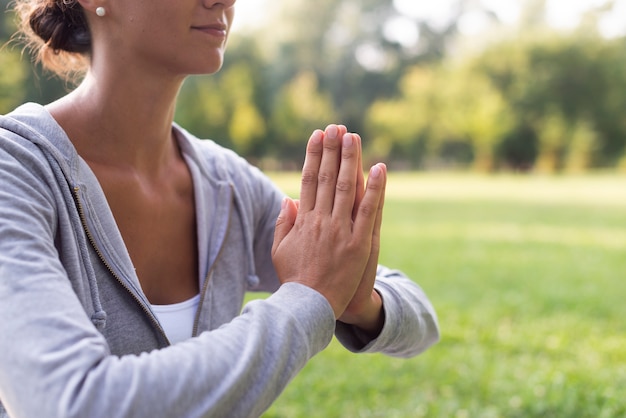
[173,124,282,201]
[1,104,57,173]
[1,103,75,162]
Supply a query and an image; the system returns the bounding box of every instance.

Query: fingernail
[326,125,338,139]
[281,197,289,210]
[342,133,354,148]
[370,164,381,178]
[310,130,323,144]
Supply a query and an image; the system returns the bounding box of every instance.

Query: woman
[0,0,439,416]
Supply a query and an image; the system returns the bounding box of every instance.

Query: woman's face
[91,0,236,77]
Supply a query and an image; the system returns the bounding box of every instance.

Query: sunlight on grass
[384,173,626,207]
[268,172,626,207]
[387,222,626,250]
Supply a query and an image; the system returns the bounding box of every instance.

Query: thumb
[272,197,297,256]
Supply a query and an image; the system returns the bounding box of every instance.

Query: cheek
[124,4,184,35]
[129,17,185,49]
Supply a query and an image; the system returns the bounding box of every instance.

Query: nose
[202,0,236,9]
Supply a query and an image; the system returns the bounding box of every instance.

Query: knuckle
[341,148,356,160]
[359,202,377,218]
[318,171,335,185]
[335,179,353,193]
[301,170,318,186]
[306,146,323,157]
[366,179,382,191]
[330,216,347,231]
[323,138,340,151]
[310,214,327,236]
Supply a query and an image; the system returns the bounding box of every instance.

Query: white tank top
[151,294,201,344]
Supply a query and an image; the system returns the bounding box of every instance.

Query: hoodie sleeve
[0,128,336,418]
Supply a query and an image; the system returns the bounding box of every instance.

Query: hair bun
[29,1,90,53]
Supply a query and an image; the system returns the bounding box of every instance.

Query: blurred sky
[234,0,626,41]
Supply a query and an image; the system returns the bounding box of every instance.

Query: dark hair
[12,0,91,81]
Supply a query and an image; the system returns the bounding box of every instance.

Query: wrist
[338,290,385,337]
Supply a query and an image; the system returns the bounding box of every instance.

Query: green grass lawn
[258,172,626,418]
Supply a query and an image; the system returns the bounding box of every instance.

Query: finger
[315,124,343,213]
[332,133,359,221]
[299,130,324,213]
[371,163,386,252]
[272,197,298,257]
[361,163,386,286]
[352,163,386,243]
[352,133,364,220]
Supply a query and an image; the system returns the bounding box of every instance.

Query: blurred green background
[2,0,626,416]
[2,0,626,172]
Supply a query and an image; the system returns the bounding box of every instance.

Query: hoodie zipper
[72,186,171,346]
[192,184,235,337]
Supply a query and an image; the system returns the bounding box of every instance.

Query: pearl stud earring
[96,6,106,17]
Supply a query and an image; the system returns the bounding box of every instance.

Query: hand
[338,133,386,336]
[272,126,386,319]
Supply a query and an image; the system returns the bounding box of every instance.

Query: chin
[200,53,226,75]
[193,64,224,76]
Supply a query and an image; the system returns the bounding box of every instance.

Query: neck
[48,69,186,176]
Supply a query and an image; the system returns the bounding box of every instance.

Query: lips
[191,22,228,36]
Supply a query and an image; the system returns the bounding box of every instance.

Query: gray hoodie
[0,103,439,418]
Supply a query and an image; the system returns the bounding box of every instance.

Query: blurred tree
[564,119,598,173]
[0,46,28,112]
[475,33,626,169]
[366,63,514,171]
[1,2,26,113]
[269,70,335,164]
[366,67,443,168]
[533,107,569,173]
[367,24,626,172]
[436,65,514,172]
[265,0,457,145]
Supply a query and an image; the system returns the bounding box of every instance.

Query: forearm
[0,283,335,418]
